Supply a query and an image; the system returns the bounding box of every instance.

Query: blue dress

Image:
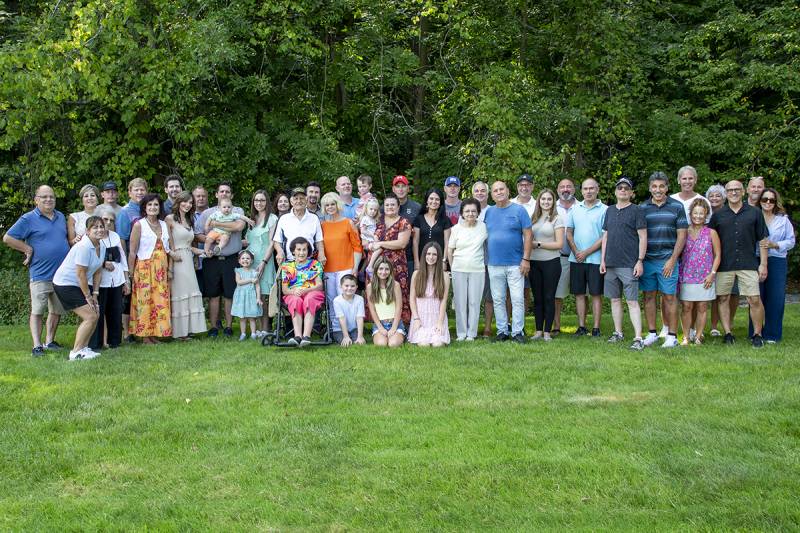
[232,268,261,318]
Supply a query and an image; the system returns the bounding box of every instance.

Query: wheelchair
[261,266,334,348]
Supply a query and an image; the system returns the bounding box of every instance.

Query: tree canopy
[1,0,798,221]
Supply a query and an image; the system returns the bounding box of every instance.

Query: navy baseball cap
[444,176,461,187]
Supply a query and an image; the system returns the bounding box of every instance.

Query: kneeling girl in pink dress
[408,242,451,347]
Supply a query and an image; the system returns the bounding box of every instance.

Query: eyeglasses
[36,195,55,200]
[760,197,776,204]
[616,186,631,191]
[725,188,743,193]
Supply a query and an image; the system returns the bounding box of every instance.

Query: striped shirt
[640,197,688,260]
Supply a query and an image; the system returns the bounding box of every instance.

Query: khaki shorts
[555,256,571,299]
[716,270,759,297]
[30,281,66,316]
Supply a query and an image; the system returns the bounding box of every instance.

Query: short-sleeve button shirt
[708,203,768,271]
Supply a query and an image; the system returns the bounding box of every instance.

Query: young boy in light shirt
[332,274,366,346]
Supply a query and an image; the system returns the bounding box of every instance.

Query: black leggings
[529,257,562,332]
[90,285,124,349]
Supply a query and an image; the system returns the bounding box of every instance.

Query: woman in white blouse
[447,198,488,341]
[89,211,130,350]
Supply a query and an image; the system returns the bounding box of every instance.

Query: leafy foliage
[1,0,797,218]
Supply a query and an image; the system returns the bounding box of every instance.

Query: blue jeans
[749,256,787,341]
[488,265,525,336]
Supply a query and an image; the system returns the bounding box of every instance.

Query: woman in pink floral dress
[679,198,720,345]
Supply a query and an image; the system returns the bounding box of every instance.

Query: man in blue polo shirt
[3,185,70,356]
[640,171,688,348]
[335,175,359,220]
[566,178,607,337]
[484,181,533,343]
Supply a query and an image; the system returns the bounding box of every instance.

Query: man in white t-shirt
[668,165,711,341]
[670,165,711,221]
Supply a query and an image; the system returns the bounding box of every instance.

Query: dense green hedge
[0,269,77,326]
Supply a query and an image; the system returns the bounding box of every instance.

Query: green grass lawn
[2,308,799,530]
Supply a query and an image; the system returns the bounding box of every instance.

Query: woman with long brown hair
[247,189,279,336]
[408,242,451,347]
[166,191,206,340]
[529,188,565,341]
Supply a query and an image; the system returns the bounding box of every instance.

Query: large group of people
[3,168,795,360]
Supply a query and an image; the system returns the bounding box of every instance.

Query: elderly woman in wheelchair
[279,237,325,347]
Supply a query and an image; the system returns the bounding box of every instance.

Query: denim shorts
[371,319,407,336]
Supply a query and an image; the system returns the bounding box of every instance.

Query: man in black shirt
[600,177,648,350]
[708,179,769,347]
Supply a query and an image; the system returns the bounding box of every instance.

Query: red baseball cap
[392,175,409,186]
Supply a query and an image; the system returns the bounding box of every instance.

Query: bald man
[709,179,769,347]
[4,185,71,356]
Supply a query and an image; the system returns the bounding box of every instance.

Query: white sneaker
[710,329,721,337]
[456,336,466,342]
[659,325,669,338]
[70,347,100,360]
[250,334,258,340]
[688,328,697,342]
[642,332,659,346]
[661,335,678,348]
[239,334,247,341]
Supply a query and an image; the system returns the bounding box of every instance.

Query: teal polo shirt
[566,200,607,265]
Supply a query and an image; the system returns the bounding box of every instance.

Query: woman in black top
[412,188,452,268]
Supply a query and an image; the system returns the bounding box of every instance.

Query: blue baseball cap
[444,176,461,187]
[516,173,534,184]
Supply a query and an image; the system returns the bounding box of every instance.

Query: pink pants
[283,291,325,317]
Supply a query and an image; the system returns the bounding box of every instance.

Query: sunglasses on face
[760,197,776,204]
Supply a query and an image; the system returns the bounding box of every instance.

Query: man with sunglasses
[708,180,769,347]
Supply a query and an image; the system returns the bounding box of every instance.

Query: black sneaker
[493,333,510,342]
[125,334,136,343]
[31,345,45,357]
[208,327,219,338]
[591,328,601,338]
[573,326,589,337]
[752,334,764,348]
[629,338,644,351]
[44,341,63,350]
[223,327,233,338]
[724,332,735,345]
[512,333,527,344]
[551,329,560,337]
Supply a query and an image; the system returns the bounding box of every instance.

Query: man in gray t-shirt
[600,177,647,350]
[193,182,245,338]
